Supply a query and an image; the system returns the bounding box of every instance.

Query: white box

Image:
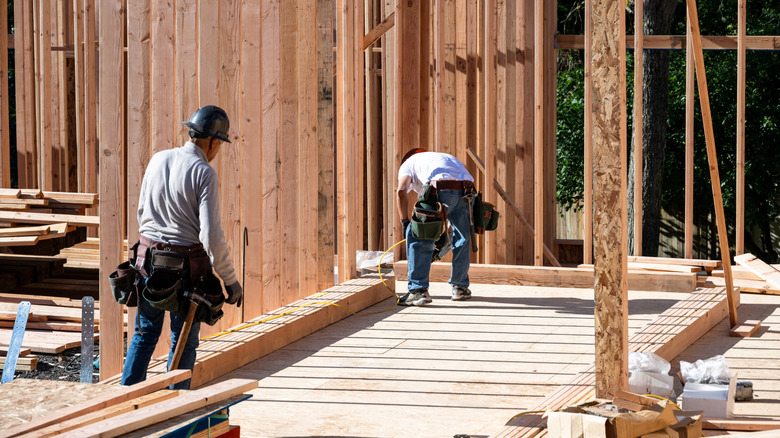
[681,374,737,418]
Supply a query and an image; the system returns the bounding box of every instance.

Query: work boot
[399,289,432,306]
[451,286,472,301]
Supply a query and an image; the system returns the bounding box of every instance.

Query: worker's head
[400,148,426,165]
[183,105,231,162]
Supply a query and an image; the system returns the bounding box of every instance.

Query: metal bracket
[80,296,95,383]
[1,301,31,384]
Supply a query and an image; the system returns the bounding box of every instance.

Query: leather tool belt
[432,180,475,192]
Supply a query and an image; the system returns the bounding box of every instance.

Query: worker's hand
[225,282,243,307]
[401,219,410,237]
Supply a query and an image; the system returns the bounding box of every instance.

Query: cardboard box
[546,400,678,438]
[681,374,736,418]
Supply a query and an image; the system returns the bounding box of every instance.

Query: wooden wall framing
[1,0,773,381]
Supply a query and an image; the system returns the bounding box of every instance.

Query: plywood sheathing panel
[590,0,628,399]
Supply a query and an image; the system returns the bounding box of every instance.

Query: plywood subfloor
[217,281,762,437]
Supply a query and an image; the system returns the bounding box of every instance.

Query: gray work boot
[451,285,472,301]
[399,289,432,306]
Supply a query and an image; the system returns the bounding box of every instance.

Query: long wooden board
[0,211,99,227]
[734,253,780,290]
[57,379,258,438]
[1,370,191,437]
[394,262,698,293]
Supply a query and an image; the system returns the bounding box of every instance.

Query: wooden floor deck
[214,281,780,437]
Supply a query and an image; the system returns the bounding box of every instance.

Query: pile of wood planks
[0,370,256,437]
[0,253,106,360]
[702,253,780,296]
[58,238,129,270]
[0,346,37,371]
[0,190,99,247]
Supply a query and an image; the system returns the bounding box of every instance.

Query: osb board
[0,379,117,430]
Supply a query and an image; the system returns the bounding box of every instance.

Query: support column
[591,0,628,398]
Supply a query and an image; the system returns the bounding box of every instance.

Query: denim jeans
[121,286,201,390]
[407,188,471,291]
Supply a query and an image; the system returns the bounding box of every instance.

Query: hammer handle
[170,300,198,370]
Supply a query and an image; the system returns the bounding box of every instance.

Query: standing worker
[121,105,243,389]
[397,148,475,306]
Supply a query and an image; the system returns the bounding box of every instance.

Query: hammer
[170,290,212,370]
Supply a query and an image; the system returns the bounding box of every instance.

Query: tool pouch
[411,184,446,240]
[109,260,140,307]
[472,192,500,234]
[143,270,184,312]
[192,270,226,326]
[144,249,187,312]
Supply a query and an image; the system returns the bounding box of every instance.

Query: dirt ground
[12,341,101,383]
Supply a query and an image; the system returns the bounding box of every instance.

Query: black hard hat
[182,105,231,143]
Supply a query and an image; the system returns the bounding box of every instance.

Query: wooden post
[84,0,97,216]
[98,0,124,381]
[685,15,694,259]
[240,0,263,319]
[38,0,53,190]
[174,0,197,144]
[633,0,643,255]
[533,0,543,266]
[583,0,593,265]
[13,0,31,188]
[484,0,496,264]
[735,0,746,255]
[219,0,241,328]
[0,0,9,187]
[591,0,628,398]
[367,0,381,250]
[298,0,318,296]
[73,0,85,192]
[516,0,534,265]
[393,0,420,253]
[317,0,335,292]
[337,0,359,282]
[262,0,280,310]
[150,0,175,154]
[685,0,738,327]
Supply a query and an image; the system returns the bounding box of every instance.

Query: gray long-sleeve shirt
[137,141,238,285]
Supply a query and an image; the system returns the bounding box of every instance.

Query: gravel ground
[12,341,102,383]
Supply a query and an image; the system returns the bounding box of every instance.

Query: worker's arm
[396,175,412,221]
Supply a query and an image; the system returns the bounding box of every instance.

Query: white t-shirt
[398,152,474,195]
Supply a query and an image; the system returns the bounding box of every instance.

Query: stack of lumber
[0,346,37,371]
[0,370,256,437]
[0,190,99,240]
[0,254,66,293]
[58,237,129,270]
[703,253,780,295]
[0,298,101,354]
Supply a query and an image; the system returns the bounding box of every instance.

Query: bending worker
[396,148,475,306]
[121,105,243,389]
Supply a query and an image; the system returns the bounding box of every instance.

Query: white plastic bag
[628,351,674,398]
[356,250,393,269]
[629,351,671,374]
[680,355,732,384]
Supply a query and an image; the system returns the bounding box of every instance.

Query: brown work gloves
[225,281,243,307]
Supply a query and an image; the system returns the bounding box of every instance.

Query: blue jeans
[406,189,471,291]
[121,286,201,390]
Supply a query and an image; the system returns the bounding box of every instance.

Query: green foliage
[555,0,780,259]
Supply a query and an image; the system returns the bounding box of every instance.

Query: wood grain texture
[590,0,628,398]
[685,0,737,326]
[98,0,124,381]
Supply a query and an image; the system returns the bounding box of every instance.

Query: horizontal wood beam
[394,262,698,292]
[556,34,780,51]
[0,211,99,227]
[362,11,394,50]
